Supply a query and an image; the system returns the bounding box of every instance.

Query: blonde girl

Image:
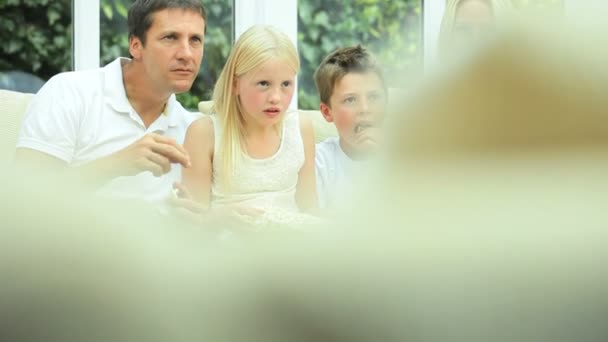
[182,25,317,215]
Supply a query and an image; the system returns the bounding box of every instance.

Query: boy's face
[320,71,386,157]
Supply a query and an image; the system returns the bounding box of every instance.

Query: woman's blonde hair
[438,0,513,60]
[211,25,300,190]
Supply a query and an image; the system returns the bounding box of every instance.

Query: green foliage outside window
[0,0,72,80]
[0,0,561,109]
[297,0,423,109]
[0,0,232,110]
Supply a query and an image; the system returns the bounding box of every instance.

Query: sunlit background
[0,0,563,110]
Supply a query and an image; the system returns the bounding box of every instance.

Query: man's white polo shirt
[17,58,200,202]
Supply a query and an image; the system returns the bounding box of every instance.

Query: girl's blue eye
[258,81,269,87]
[282,81,292,87]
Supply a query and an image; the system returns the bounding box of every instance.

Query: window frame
[73,0,100,70]
[72,0,580,77]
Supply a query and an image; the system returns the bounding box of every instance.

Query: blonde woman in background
[438,0,513,60]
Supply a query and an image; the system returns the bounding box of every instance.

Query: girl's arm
[295,114,319,212]
[181,116,215,208]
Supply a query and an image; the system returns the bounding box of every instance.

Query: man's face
[130,8,205,95]
[320,72,386,156]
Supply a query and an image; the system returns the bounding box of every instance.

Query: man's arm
[14,148,67,170]
[15,133,191,188]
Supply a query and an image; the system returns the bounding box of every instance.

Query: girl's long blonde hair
[211,25,300,191]
[439,0,514,60]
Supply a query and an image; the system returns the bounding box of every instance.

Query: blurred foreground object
[3,16,608,342]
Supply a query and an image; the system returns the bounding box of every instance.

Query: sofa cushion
[197,101,337,144]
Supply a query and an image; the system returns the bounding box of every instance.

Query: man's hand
[113,133,191,177]
[69,133,192,188]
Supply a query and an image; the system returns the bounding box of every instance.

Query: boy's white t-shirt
[315,136,355,209]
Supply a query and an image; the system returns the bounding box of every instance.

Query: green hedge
[0,0,232,109]
[0,0,566,109]
[297,0,422,109]
[0,0,72,80]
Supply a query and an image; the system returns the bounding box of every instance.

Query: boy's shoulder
[316,136,341,153]
[315,136,346,166]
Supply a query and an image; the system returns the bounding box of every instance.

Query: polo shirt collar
[103,57,181,130]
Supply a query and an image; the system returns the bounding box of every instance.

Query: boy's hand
[356,126,382,153]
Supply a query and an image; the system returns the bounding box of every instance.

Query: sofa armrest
[0,89,34,162]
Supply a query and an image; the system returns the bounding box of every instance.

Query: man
[15,0,207,202]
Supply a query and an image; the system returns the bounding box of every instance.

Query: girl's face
[451,0,495,47]
[235,57,296,130]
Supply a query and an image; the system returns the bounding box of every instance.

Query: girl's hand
[167,182,208,224]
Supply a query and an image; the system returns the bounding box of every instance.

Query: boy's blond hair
[211,25,300,190]
[313,45,386,106]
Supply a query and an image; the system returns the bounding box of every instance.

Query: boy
[313,45,387,209]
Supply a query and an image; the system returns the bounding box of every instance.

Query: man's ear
[320,102,334,123]
[129,36,143,60]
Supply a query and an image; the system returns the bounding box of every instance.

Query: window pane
[298,0,423,110]
[100,0,233,109]
[0,0,72,93]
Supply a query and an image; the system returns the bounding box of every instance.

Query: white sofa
[197,100,337,143]
[0,89,35,162]
[0,90,337,163]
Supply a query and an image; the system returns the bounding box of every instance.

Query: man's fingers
[150,143,191,167]
[138,158,165,177]
[150,133,189,155]
[146,152,171,174]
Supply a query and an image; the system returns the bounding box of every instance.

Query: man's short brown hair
[313,45,386,106]
[128,0,207,46]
